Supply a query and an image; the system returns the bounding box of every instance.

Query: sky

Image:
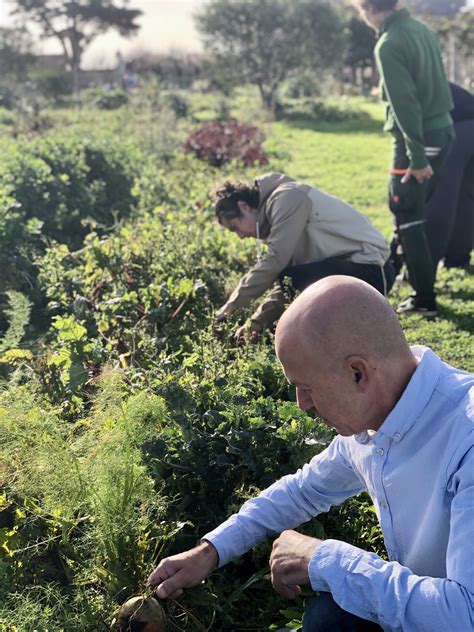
[0,0,208,68]
[0,0,473,69]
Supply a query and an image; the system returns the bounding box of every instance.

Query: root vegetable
[112,595,166,632]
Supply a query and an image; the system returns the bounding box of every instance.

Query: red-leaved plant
[184,118,269,167]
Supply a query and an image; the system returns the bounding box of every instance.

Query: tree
[195,0,345,116]
[435,8,474,84]
[344,16,376,92]
[0,26,35,79]
[9,0,142,94]
[0,26,35,109]
[406,0,468,17]
[454,9,474,59]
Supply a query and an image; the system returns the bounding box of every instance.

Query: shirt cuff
[201,529,234,568]
[202,517,260,568]
[308,539,359,592]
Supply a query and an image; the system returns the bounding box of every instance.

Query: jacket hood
[256,173,295,210]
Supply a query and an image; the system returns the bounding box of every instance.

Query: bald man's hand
[147,541,218,600]
[270,531,322,599]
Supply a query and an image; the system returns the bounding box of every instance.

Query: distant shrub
[215,98,231,121]
[278,98,368,124]
[184,118,269,167]
[30,68,73,103]
[285,71,322,99]
[0,106,15,125]
[310,99,362,122]
[90,88,129,110]
[0,82,17,110]
[163,91,189,118]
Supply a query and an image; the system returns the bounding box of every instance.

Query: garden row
[0,109,390,630]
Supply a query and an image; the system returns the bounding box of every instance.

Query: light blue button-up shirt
[204,346,474,631]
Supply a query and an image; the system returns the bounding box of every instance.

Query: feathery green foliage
[0,290,31,355]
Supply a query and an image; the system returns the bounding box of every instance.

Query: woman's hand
[215,304,234,322]
[234,321,263,345]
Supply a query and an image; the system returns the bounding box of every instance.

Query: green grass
[267,101,392,236]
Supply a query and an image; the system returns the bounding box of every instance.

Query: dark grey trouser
[389,126,453,302]
[425,120,474,268]
[279,257,395,298]
[444,160,474,267]
[302,592,383,632]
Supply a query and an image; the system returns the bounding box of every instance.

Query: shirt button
[377,448,384,456]
[380,501,387,509]
[394,432,401,440]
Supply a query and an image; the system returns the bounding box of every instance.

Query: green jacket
[375,9,453,169]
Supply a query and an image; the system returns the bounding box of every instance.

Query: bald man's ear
[346,357,370,390]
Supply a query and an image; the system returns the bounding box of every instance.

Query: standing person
[353,0,454,316]
[148,276,474,631]
[425,83,474,269]
[213,172,394,342]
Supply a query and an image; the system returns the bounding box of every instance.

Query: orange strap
[390,168,409,174]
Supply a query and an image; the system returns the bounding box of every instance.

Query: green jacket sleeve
[221,188,312,325]
[376,41,428,170]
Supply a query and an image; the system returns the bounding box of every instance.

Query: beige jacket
[223,173,390,329]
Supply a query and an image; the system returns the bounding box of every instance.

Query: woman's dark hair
[212,180,260,223]
[360,0,398,10]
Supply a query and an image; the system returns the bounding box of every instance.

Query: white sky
[0,0,208,68]
[0,0,473,69]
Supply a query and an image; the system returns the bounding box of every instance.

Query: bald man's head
[275,277,415,434]
[276,276,408,370]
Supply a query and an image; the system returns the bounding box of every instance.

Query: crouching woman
[214,172,395,341]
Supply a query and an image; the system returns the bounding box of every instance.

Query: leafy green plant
[0,129,143,295]
[46,314,100,395]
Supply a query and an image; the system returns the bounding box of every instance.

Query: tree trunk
[257,82,278,119]
[72,60,80,97]
[69,32,83,101]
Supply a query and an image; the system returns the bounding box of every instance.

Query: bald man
[148,277,474,631]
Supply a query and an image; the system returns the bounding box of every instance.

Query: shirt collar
[376,345,443,441]
[380,8,410,36]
